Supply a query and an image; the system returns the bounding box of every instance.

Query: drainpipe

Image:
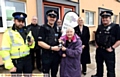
[78,0,80,16]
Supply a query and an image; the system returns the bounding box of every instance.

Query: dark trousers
[30,48,41,71]
[42,52,60,77]
[82,64,86,72]
[95,48,115,77]
[11,55,32,77]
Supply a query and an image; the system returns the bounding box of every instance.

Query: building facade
[0,0,120,65]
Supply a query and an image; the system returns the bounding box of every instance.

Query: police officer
[0,12,35,75]
[38,10,61,77]
[91,11,120,77]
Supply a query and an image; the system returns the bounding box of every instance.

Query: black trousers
[82,64,86,72]
[95,48,115,77]
[42,52,60,77]
[11,55,32,77]
[30,48,41,70]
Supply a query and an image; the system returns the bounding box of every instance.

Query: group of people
[0,9,120,77]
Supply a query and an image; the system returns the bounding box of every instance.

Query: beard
[15,24,24,29]
[48,21,55,27]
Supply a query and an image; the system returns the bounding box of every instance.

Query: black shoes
[37,68,42,72]
[91,75,99,77]
[82,72,86,75]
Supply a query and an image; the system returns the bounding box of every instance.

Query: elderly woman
[59,27,82,77]
[74,17,91,75]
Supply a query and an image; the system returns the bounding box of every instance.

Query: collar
[46,23,54,28]
[60,34,79,42]
[12,24,27,31]
[31,23,38,26]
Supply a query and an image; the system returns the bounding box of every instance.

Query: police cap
[46,10,58,18]
[12,12,27,21]
[100,11,113,17]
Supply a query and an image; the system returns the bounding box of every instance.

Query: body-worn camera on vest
[96,24,115,48]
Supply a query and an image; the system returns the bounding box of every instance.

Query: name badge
[55,33,58,37]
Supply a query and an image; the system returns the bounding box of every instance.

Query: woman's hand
[62,54,66,57]
[62,46,67,51]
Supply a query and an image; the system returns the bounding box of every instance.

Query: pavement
[0,44,120,77]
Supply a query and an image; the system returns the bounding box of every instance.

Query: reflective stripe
[2,56,10,61]
[12,43,22,46]
[8,29,14,44]
[8,29,22,47]
[1,47,10,51]
[11,50,29,56]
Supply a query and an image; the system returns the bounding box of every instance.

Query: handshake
[51,39,66,51]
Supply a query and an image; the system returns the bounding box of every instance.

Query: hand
[51,46,60,51]
[95,43,98,48]
[82,45,85,49]
[62,54,66,57]
[9,67,17,72]
[106,47,113,52]
[28,40,33,46]
[95,45,98,48]
[58,39,64,44]
[62,46,67,51]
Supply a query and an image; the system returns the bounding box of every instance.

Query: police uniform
[0,12,35,74]
[91,11,120,77]
[38,10,60,77]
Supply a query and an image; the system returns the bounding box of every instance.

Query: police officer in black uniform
[91,11,120,77]
[38,10,61,77]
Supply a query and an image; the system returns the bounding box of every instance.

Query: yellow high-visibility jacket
[0,28,35,70]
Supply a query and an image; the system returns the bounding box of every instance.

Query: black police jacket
[95,23,117,48]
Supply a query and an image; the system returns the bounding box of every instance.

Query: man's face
[47,16,57,25]
[32,17,38,25]
[78,19,84,26]
[57,20,62,27]
[101,16,111,25]
[14,19,25,29]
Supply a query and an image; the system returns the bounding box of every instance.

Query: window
[85,11,94,26]
[0,4,3,27]
[64,8,72,14]
[5,0,25,27]
[0,0,7,32]
[0,0,26,32]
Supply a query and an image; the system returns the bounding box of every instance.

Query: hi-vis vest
[0,28,35,70]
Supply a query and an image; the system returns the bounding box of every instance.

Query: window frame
[43,1,75,21]
[85,10,95,27]
[113,15,118,23]
[0,0,7,32]
[0,0,26,32]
